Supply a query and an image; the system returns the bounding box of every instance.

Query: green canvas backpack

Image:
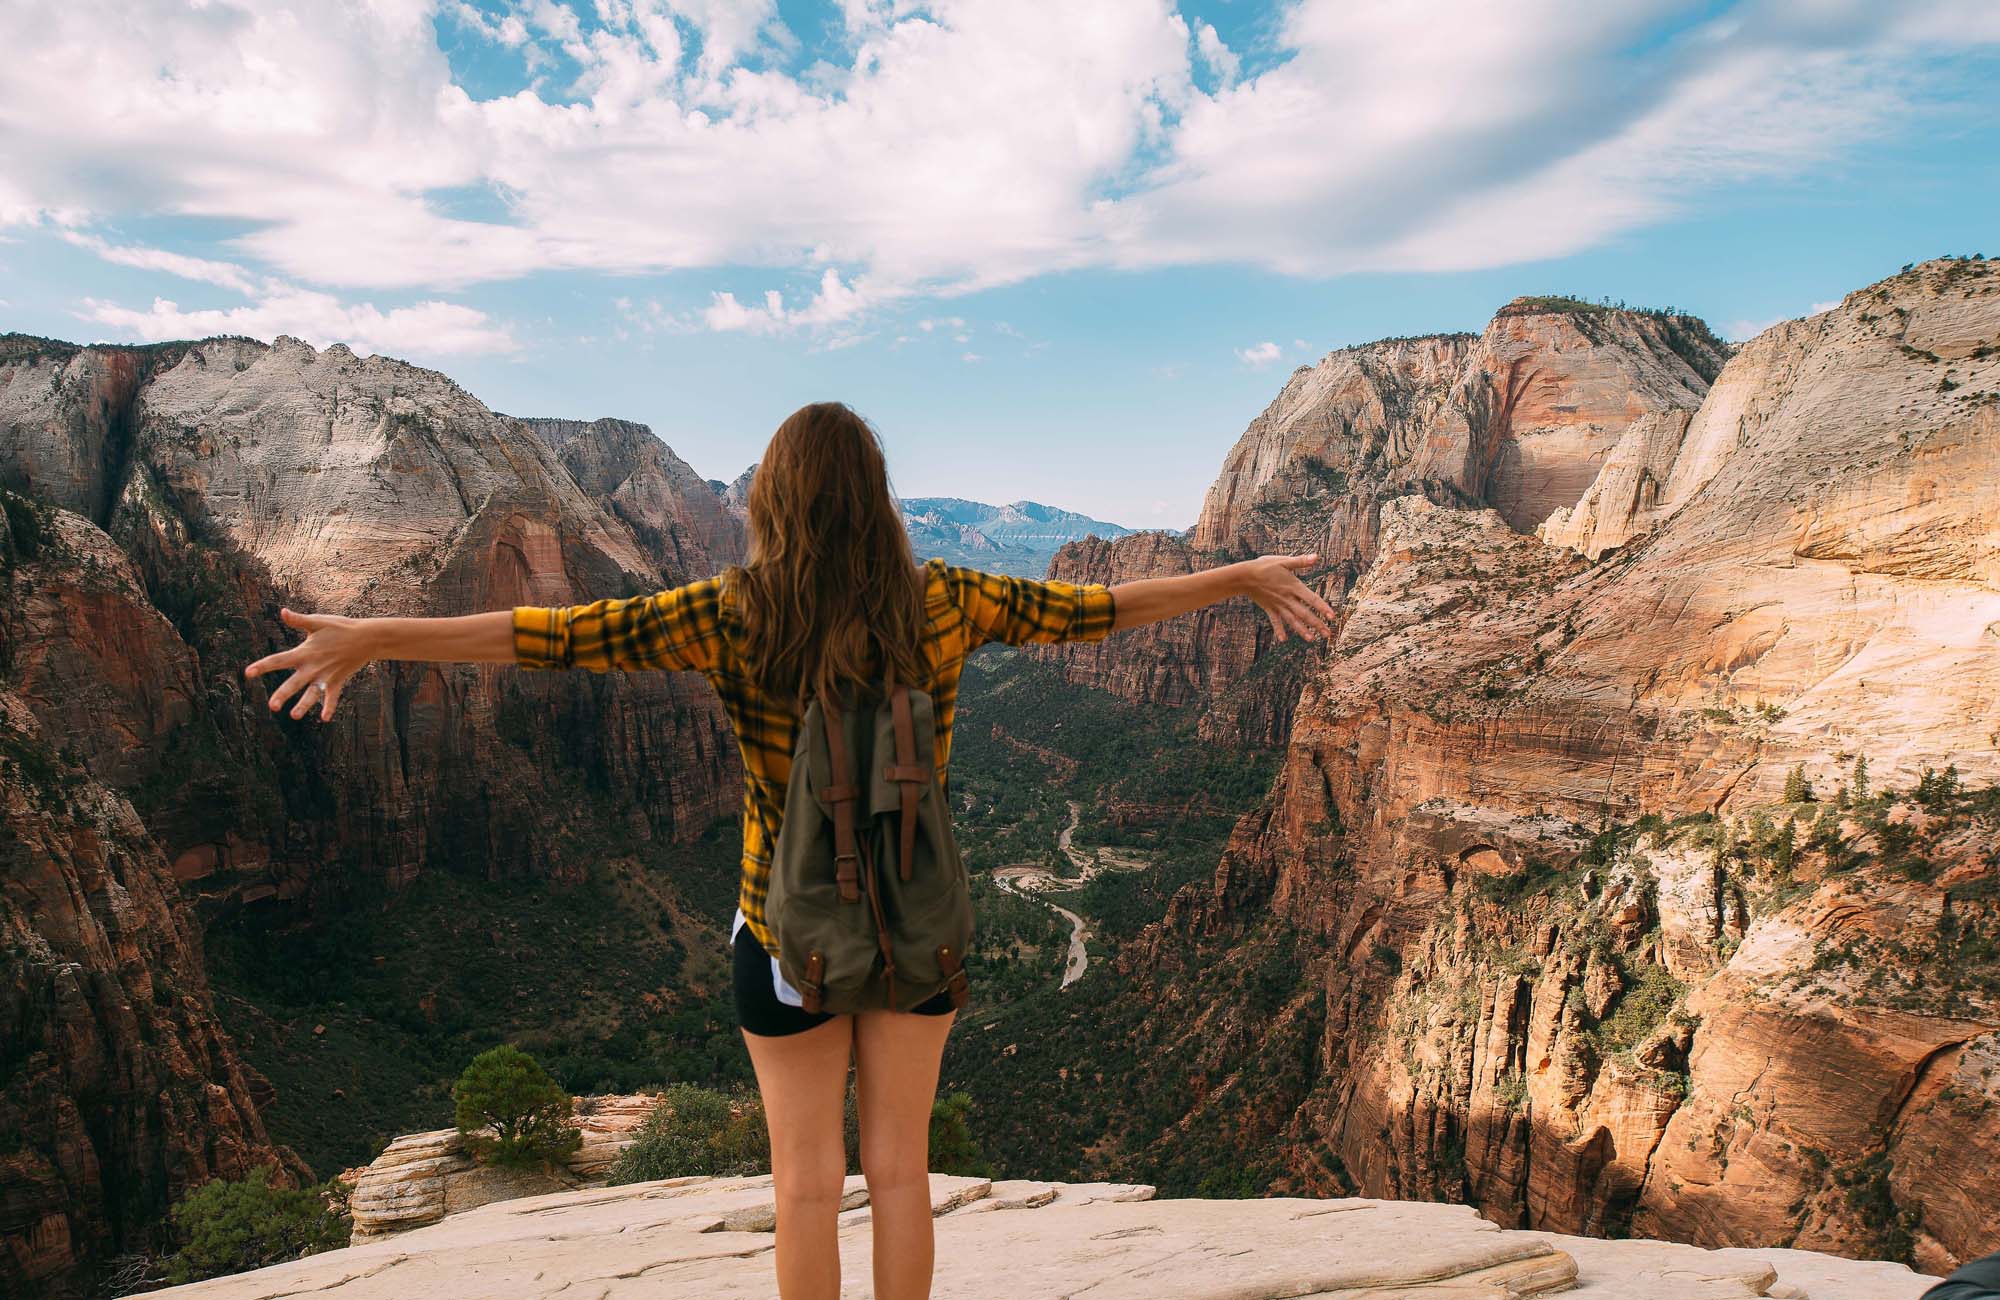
[766,671,973,1015]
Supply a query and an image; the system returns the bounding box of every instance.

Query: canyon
[3,256,1996,1296]
[1027,258,2000,1273]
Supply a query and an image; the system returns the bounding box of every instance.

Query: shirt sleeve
[512,576,725,673]
[940,562,1118,649]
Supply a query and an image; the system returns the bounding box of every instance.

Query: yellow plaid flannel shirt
[512,557,1118,955]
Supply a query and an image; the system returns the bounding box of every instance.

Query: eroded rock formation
[1086,259,2000,1272]
[1040,299,1728,747]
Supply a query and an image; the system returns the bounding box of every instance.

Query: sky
[1,1,1996,530]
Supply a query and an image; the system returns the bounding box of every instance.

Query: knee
[771,1144,847,1212]
[859,1133,929,1197]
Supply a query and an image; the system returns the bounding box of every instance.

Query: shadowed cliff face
[0,336,746,1294]
[0,504,309,1296]
[517,417,745,580]
[1073,259,2000,1273]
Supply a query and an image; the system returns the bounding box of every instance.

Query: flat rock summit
[147,1173,1932,1300]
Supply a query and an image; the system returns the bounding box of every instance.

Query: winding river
[991,800,1151,988]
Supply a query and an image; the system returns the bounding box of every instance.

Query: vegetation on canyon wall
[5,257,1996,1295]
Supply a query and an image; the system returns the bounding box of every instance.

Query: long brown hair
[725,402,928,707]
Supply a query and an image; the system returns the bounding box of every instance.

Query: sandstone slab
[144,1176,1933,1300]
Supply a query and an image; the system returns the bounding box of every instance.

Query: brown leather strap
[889,682,920,882]
[936,944,970,1010]
[821,694,861,903]
[800,951,826,1014]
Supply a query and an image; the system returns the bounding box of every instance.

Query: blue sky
[2,1,1995,529]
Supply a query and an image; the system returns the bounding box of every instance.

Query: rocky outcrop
[0,335,191,523]
[1038,302,1725,745]
[345,1094,658,1241]
[1536,410,1693,558]
[718,461,755,515]
[1088,259,2000,1272]
[143,1173,1930,1299]
[520,417,744,575]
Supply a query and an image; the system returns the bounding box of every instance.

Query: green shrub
[452,1045,583,1168]
[165,1168,350,1285]
[1782,764,1813,804]
[929,1091,992,1177]
[607,1084,768,1183]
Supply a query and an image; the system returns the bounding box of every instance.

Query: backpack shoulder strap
[881,667,926,882]
[818,690,863,903]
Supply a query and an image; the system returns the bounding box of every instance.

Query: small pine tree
[1851,755,1871,800]
[1773,819,1796,877]
[929,1092,992,1178]
[1916,763,1963,809]
[452,1045,582,1169]
[1783,763,1813,804]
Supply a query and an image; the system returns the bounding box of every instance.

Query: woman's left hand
[243,606,380,722]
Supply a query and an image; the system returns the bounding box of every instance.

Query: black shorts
[732,926,954,1037]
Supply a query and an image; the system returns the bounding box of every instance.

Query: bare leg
[743,1015,855,1300]
[854,1007,956,1300]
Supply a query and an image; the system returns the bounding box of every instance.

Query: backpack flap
[770,693,886,1011]
[867,685,973,1007]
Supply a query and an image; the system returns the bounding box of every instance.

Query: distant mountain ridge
[899,496,1134,577]
[711,465,1133,577]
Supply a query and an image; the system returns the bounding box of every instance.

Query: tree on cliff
[165,1169,350,1285]
[453,1045,584,1168]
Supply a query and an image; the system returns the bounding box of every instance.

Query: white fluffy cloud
[3,0,1995,347]
[1236,340,1282,367]
[79,291,516,356]
[702,268,875,333]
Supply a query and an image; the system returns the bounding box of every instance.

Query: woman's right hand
[1239,553,1340,642]
[243,607,379,722]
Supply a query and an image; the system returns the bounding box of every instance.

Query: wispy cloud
[1236,340,1281,367]
[60,230,262,295]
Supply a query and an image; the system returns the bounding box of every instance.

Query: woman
[243,402,1339,1299]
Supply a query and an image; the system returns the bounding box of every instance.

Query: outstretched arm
[243,607,514,722]
[1110,552,1338,642]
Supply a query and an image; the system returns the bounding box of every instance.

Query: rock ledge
[152,1175,1930,1299]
